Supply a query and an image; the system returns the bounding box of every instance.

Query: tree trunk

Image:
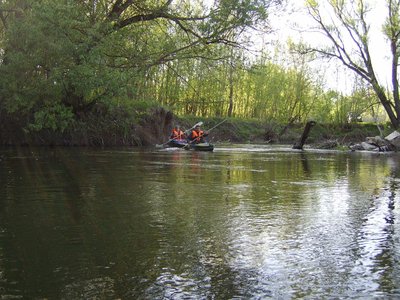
[227,61,234,117]
[371,81,400,129]
[293,120,316,150]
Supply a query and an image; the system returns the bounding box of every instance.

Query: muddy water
[0,145,399,299]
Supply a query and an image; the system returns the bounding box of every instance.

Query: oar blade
[192,121,203,128]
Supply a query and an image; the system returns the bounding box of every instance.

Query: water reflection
[0,146,399,298]
[349,157,400,297]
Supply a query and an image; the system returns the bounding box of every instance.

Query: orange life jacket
[191,130,204,142]
[171,129,184,139]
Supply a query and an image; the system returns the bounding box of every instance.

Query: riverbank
[177,116,384,149]
[0,107,385,148]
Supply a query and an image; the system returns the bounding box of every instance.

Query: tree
[0,0,283,131]
[302,0,400,129]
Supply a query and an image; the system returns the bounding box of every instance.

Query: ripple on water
[144,269,211,300]
[348,187,400,296]
[1,147,400,299]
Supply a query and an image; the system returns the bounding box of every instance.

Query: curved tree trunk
[293,120,316,150]
[371,80,400,129]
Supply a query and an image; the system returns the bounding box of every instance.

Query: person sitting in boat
[170,125,186,140]
[188,125,208,144]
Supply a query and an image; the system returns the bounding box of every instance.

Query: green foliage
[109,97,160,122]
[28,104,74,132]
[0,0,282,134]
[0,0,390,145]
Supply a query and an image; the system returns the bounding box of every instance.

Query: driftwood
[293,121,316,150]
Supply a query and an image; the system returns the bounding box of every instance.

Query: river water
[0,145,399,299]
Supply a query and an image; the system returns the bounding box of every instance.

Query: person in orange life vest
[170,125,186,140]
[188,125,208,144]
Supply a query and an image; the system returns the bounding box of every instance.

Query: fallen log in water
[293,120,316,150]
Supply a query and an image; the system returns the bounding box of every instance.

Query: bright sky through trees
[270,0,390,93]
[203,0,390,94]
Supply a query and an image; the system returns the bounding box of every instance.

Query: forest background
[0,0,398,147]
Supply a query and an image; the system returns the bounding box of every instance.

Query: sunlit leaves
[383,0,400,43]
[306,0,318,8]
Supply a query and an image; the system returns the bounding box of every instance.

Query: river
[0,145,399,299]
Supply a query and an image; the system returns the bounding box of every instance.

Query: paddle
[155,121,203,148]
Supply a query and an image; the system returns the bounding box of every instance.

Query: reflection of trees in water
[2,147,400,298]
[353,156,400,294]
[0,147,152,298]
[384,156,399,227]
[374,177,398,293]
[377,157,399,292]
[300,153,311,176]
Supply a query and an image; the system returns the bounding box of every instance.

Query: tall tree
[0,0,283,130]
[302,0,400,128]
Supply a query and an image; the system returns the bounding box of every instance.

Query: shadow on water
[0,145,399,298]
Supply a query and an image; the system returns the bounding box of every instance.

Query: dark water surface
[0,145,399,299]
